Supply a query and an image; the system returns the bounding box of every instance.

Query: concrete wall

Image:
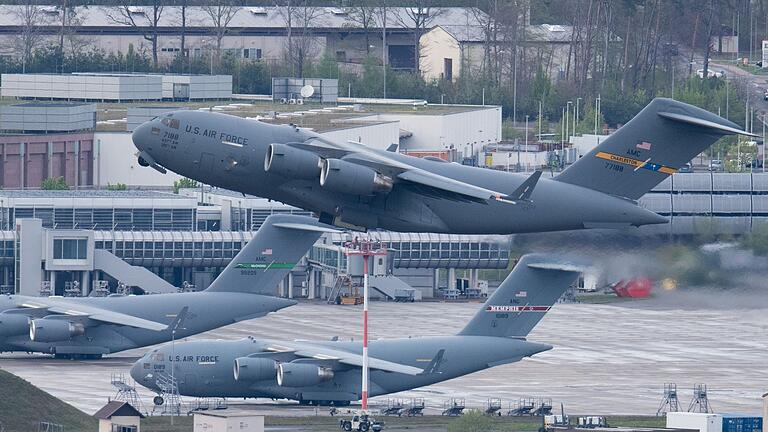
[420,27,461,81]
[93,132,182,187]
[16,218,42,296]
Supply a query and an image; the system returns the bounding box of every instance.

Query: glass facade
[11,207,195,231]
[310,239,509,270]
[53,238,88,259]
[95,239,243,260]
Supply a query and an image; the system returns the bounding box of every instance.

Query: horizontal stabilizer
[657,112,760,137]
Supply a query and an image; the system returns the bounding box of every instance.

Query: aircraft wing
[289,138,513,203]
[286,342,424,376]
[17,299,168,331]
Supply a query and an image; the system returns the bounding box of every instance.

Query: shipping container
[721,415,762,432]
[666,412,722,432]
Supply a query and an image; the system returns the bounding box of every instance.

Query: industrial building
[1,73,232,102]
[0,6,490,72]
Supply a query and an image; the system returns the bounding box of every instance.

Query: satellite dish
[300,85,315,98]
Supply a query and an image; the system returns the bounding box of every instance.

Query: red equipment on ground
[610,278,653,298]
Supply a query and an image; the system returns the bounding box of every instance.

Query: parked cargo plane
[132,98,755,234]
[0,215,331,359]
[131,254,581,406]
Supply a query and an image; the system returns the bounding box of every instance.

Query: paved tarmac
[1,293,766,416]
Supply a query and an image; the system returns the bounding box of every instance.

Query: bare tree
[105,2,164,70]
[202,0,239,73]
[7,2,48,73]
[276,0,326,76]
[346,0,378,57]
[393,2,445,72]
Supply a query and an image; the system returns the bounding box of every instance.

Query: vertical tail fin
[458,254,581,338]
[556,98,755,200]
[204,215,335,295]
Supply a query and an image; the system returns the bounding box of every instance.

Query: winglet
[418,349,445,375]
[166,306,189,332]
[508,170,542,203]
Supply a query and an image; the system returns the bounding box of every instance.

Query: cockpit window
[151,352,164,362]
[161,117,180,129]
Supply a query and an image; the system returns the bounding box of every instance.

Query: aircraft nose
[130,354,155,387]
[131,120,152,152]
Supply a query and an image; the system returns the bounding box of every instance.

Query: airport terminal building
[2,188,511,299]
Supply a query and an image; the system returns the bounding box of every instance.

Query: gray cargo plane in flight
[132,98,754,234]
[131,254,580,406]
[0,215,331,359]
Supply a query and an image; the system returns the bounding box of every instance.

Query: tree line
[0,0,760,138]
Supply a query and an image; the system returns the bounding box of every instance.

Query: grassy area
[735,63,768,75]
[142,414,664,432]
[575,294,631,304]
[0,369,97,432]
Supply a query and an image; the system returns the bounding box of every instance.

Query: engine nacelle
[233,357,277,382]
[29,319,85,342]
[264,143,321,179]
[320,159,393,196]
[0,314,30,337]
[277,362,334,387]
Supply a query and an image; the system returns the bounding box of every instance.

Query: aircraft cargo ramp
[93,249,177,293]
[369,275,421,302]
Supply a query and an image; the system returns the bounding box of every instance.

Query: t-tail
[458,254,581,338]
[204,214,336,295]
[556,98,757,200]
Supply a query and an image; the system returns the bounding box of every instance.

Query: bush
[447,410,495,432]
[173,178,199,194]
[106,183,127,191]
[41,177,69,190]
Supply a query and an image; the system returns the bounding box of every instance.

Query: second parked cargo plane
[132,254,582,406]
[133,98,755,234]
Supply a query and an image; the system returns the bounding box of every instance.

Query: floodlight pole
[344,241,387,413]
[362,253,369,411]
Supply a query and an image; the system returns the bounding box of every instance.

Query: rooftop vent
[249,7,267,15]
[128,6,145,15]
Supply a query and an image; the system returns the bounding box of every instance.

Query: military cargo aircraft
[131,254,581,406]
[0,215,331,359]
[132,98,754,234]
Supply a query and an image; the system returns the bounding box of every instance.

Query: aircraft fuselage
[132,111,666,234]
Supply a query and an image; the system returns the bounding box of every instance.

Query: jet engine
[320,159,393,196]
[276,362,334,387]
[0,314,30,337]
[29,319,85,342]
[233,357,278,382]
[264,144,321,179]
